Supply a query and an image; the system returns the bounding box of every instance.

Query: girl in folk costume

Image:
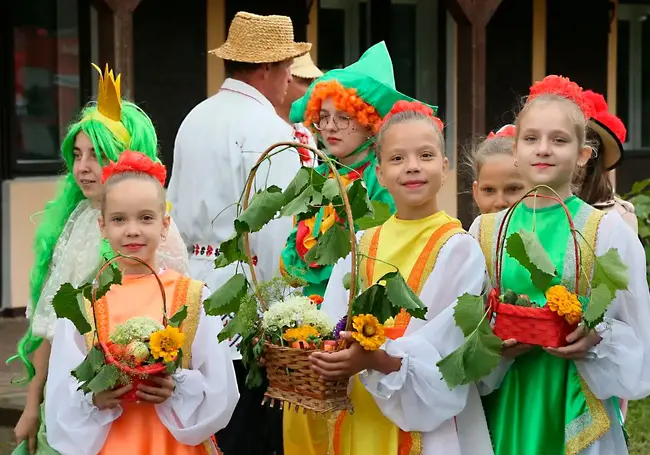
[10,64,188,454]
[470,125,527,215]
[280,42,429,455]
[470,75,650,455]
[45,152,238,455]
[574,90,637,233]
[311,101,494,455]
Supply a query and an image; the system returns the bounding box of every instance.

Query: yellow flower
[283,325,320,342]
[546,285,583,325]
[150,326,185,363]
[351,314,386,351]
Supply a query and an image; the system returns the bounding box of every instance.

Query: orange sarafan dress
[45,269,239,455]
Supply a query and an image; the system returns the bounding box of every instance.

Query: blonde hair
[376,110,445,161]
[515,94,588,147]
[102,172,167,215]
[468,135,515,180]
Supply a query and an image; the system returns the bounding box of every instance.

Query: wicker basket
[242,142,356,413]
[91,256,169,402]
[489,190,580,348]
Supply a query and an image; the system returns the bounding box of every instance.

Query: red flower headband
[528,75,595,119]
[487,124,516,139]
[383,100,445,132]
[582,90,627,143]
[101,150,167,186]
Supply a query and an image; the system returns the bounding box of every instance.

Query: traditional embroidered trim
[179,279,204,369]
[578,210,605,296]
[329,410,347,455]
[397,429,423,455]
[564,376,612,455]
[358,226,381,289]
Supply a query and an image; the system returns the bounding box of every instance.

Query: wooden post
[444,0,502,227]
[101,0,142,98]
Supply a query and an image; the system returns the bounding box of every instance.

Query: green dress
[477,196,613,455]
[280,152,395,296]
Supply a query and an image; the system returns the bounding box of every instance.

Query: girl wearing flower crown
[471,75,650,454]
[10,65,188,454]
[44,151,238,455]
[312,100,494,454]
[469,125,527,215]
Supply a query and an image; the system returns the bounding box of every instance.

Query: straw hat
[291,53,323,80]
[210,12,311,63]
[583,90,626,170]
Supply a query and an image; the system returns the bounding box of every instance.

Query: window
[617,4,650,151]
[10,0,85,173]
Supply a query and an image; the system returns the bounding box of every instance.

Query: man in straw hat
[167,11,310,455]
[276,52,324,166]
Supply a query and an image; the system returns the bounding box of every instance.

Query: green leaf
[352,284,393,324]
[436,322,503,388]
[98,265,122,298]
[53,283,92,335]
[72,346,105,384]
[382,272,427,320]
[235,186,285,234]
[87,363,119,394]
[204,274,249,316]
[217,314,247,343]
[280,186,316,217]
[214,234,247,269]
[346,179,374,220]
[505,230,556,291]
[630,179,650,197]
[592,248,629,294]
[452,293,486,337]
[304,224,351,266]
[322,179,340,201]
[168,305,188,328]
[343,272,352,290]
[584,283,613,329]
[282,167,311,201]
[356,201,393,230]
[166,349,182,375]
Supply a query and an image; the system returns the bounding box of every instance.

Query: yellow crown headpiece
[83,63,130,145]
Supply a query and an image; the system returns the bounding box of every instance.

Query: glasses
[313,113,351,131]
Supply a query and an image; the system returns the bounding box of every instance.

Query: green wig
[8,100,160,381]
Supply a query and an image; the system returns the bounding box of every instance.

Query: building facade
[0,0,648,313]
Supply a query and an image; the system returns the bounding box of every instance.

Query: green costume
[476,196,616,455]
[281,42,434,296]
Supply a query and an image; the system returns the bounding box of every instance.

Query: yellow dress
[329,211,464,455]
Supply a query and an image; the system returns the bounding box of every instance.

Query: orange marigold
[545,285,582,325]
[304,80,382,134]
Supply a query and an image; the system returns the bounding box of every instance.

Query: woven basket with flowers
[203,142,428,413]
[51,254,189,400]
[436,185,630,389]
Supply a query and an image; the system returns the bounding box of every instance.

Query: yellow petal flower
[351,314,386,351]
[546,285,582,325]
[150,326,185,362]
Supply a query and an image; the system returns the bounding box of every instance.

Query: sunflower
[149,326,185,363]
[351,314,386,351]
[546,285,583,325]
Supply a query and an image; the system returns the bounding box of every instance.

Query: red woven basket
[489,191,580,348]
[91,255,170,401]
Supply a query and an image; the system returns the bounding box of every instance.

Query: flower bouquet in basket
[51,255,188,401]
[436,186,630,389]
[203,142,427,413]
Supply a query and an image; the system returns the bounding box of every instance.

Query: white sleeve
[45,319,122,455]
[576,212,650,400]
[155,287,240,445]
[358,235,487,432]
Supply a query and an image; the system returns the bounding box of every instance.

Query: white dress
[321,233,495,455]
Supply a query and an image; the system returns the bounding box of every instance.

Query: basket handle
[91,254,168,348]
[241,142,358,316]
[493,186,581,294]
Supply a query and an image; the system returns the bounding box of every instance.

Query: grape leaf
[214,234,247,269]
[322,179,341,201]
[436,321,503,388]
[304,224,352,266]
[280,186,316,217]
[72,346,104,385]
[505,230,556,292]
[592,248,629,293]
[283,167,311,201]
[584,283,613,329]
[356,201,393,230]
[204,274,249,316]
[53,283,92,335]
[168,305,188,328]
[166,350,183,375]
[352,284,393,324]
[453,293,487,338]
[235,186,284,234]
[382,272,427,320]
[218,314,247,343]
[87,363,120,394]
[346,179,374,219]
